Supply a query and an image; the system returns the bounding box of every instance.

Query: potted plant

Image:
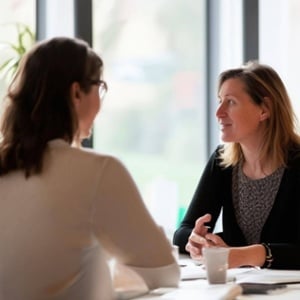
[0,22,35,82]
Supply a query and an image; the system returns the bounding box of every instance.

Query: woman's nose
[216,103,226,118]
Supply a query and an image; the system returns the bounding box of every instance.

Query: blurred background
[1,0,300,239]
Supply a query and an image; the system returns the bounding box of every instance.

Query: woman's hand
[186,215,266,268]
[185,214,229,261]
[185,214,211,260]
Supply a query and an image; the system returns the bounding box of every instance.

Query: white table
[133,256,300,300]
[135,280,300,300]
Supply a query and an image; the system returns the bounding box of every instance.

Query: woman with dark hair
[174,61,300,270]
[0,37,179,300]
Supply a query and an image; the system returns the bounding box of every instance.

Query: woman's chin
[221,135,234,143]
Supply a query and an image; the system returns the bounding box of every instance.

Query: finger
[194,214,212,234]
[188,244,202,257]
[185,242,191,252]
[189,231,209,245]
[205,233,227,247]
[190,252,202,261]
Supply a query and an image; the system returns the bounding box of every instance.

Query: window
[260,0,300,121]
[92,0,206,237]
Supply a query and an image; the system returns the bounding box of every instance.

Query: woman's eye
[218,98,235,105]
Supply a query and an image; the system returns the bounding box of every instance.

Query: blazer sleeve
[173,146,225,253]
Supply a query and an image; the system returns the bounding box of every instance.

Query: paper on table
[180,265,254,281]
[157,283,242,300]
[180,265,206,280]
[236,269,300,285]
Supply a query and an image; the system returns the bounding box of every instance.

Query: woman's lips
[219,123,231,130]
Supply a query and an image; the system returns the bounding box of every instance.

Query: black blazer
[174,146,300,269]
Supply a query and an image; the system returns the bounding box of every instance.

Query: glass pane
[260,0,300,122]
[0,1,36,104]
[92,0,206,238]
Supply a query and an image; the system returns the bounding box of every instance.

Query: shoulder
[77,147,128,173]
[206,145,222,162]
[47,139,127,171]
[287,146,300,168]
[204,145,232,177]
[209,145,230,169]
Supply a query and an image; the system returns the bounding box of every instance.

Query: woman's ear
[70,82,81,107]
[260,97,271,121]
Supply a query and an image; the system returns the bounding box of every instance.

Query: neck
[240,144,273,179]
[242,160,270,179]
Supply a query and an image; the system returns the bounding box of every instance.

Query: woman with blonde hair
[174,61,300,269]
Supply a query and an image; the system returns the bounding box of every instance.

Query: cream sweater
[0,139,180,300]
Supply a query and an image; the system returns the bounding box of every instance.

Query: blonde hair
[218,61,300,169]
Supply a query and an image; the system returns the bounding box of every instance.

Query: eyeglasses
[89,79,108,100]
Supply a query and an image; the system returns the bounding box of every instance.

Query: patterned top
[232,163,285,244]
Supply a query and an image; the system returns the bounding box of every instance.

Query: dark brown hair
[0,37,104,177]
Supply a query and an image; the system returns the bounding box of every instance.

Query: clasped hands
[185,213,228,261]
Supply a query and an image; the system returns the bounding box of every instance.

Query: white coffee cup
[202,247,229,284]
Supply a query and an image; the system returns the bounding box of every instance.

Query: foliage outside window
[92,0,206,237]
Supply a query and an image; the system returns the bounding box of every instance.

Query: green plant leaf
[0,22,35,83]
[0,57,15,72]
